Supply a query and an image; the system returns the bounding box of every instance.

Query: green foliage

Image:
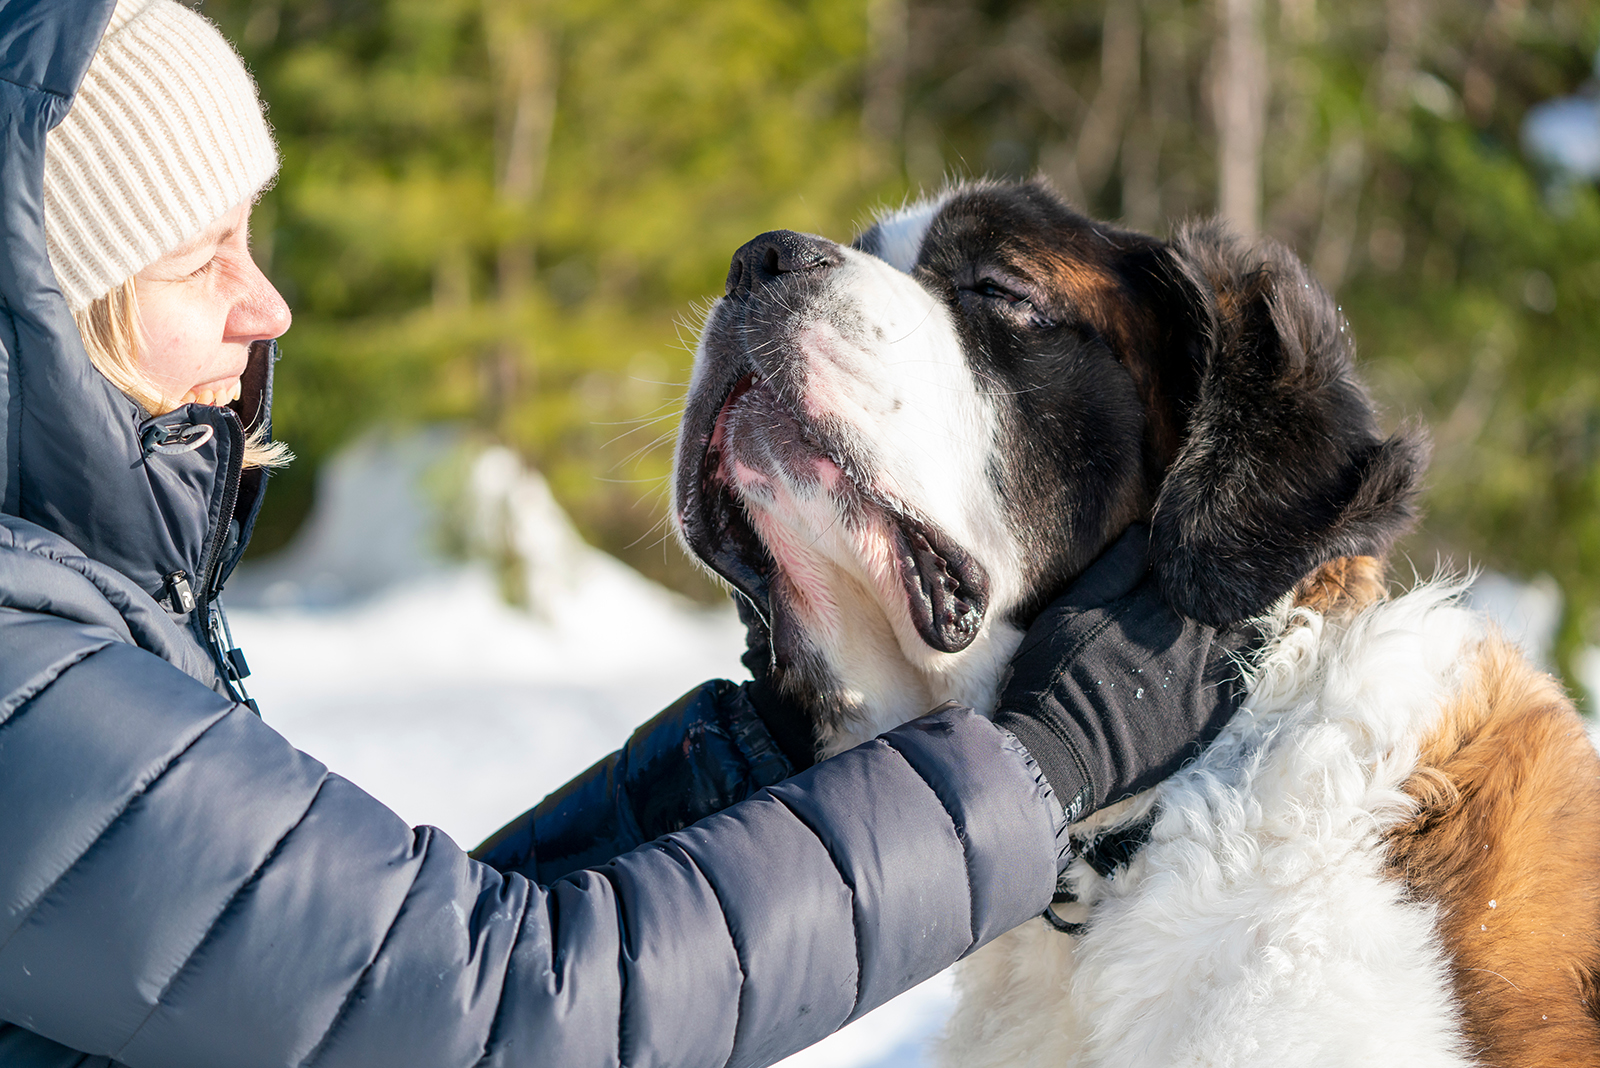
[205,0,1600,692]
[1349,116,1600,676]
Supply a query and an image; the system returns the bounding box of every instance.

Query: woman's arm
[0,624,1061,1068]
[472,679,806,883]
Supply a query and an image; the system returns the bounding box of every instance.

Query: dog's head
[674,179,1426,739]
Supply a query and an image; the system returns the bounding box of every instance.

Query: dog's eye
[974,280,1022,302]
[970,279,1042,310]
[961,278,1056,328]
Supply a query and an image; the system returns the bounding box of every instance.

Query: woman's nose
[228,255,292,343]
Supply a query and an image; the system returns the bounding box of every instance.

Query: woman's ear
[1149,221,1429,628]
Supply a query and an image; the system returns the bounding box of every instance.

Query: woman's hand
[992,524,1262,820]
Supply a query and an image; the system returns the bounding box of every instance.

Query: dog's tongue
[897,520,989,653]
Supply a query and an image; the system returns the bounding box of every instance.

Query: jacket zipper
[199,409,243,602]
[194,410,259,713]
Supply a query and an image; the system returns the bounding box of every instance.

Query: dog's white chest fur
[935,586,1481,1068]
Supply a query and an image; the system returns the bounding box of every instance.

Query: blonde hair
[73,278,292,470]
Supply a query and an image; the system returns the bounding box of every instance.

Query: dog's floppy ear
[1149,221,1429,627]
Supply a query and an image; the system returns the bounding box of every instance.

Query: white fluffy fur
[935,583,1485,1068]
[863,194,950,273]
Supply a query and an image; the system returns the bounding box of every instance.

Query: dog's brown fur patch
[1291,555,1387,618]
[1008,236,1193,472]
[1386,635,1600,1066]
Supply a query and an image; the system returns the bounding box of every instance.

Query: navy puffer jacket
[0,3,1065,1066]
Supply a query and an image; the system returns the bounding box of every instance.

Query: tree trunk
[483,1,558,429]
[491,12,557,302]
[1214,0,1265,236]
[1074,1,1142,207]
[863,0,909,181]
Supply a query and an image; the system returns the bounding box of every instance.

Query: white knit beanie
[43,0,279,312]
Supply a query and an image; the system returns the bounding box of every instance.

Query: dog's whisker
[592,406,681,430]
[611,432,679,469]
[599,423,677,456]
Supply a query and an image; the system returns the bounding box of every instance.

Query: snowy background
[224,429,1590,1068]
[225,429,953,1068]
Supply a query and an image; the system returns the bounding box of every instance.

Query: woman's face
[133,200,291,410]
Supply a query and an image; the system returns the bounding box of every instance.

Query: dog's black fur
[1151,221,1428,626]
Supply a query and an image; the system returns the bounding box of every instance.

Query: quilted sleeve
[471,679,796,884]
[0,635,1060,1068]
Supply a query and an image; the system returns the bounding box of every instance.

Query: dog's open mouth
[682,370,990,654]
[893,515,989,653]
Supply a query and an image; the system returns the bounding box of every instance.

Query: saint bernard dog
[672,178,1600,1067]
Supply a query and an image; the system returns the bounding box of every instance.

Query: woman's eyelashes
[185,231,251,282]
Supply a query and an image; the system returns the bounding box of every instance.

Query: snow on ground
[225,429,954,1068]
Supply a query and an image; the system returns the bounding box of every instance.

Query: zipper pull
[140,421,215,457]
[207,600,260,716]
[164,570,197,614]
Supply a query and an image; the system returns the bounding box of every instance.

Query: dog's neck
[799,587,1028,757]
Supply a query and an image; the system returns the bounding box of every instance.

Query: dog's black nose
[725,230,842,300]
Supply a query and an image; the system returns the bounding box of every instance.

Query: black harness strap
[1042,810,1157,936]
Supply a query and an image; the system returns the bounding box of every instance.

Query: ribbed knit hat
[44,0,279,312]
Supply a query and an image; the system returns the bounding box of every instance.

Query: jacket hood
[0,0,275,614]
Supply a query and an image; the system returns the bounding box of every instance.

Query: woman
[0,1,1253,1065]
